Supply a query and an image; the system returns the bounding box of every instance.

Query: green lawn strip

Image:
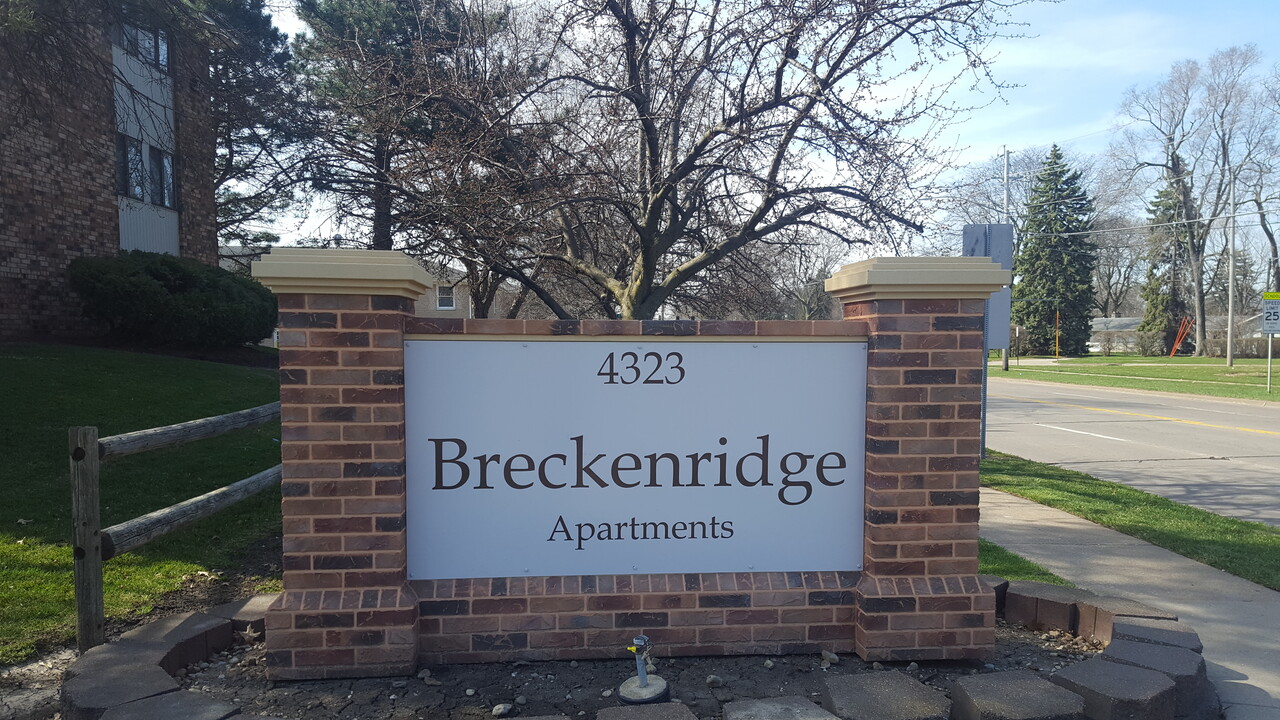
[0,343,282,664]
[1050,354,1270,366]
[977,538,1071,586]
[982,451,1280,591]
[1010,363,1266,384]
[993,367,1274,402]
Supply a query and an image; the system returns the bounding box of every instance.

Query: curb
[58,595,278,720]
[54,583,1240,720]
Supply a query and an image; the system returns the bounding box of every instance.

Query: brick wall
[172,39,217,267]
[414,571,858,665]
[847,297,995,661]
[0,27,118,338]
[266,292,420,680]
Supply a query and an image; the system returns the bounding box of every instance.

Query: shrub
[1136,331,1165,357]
[68,251,276,348]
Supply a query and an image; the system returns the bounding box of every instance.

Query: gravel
[175,621,1104,720]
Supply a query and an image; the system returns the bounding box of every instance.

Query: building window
[116,134,145,200]
[117,134,178,208]
[122,23,169,70]
[149,146,175,208]
[437,285,456,311]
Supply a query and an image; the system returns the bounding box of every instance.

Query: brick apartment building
[0,9,216,339]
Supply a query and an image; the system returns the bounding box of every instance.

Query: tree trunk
[371,137,393,251]
[1256,196,1280,292]
[1189,250,1207,356]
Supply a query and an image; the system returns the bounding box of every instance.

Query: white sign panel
[1265,292,1280,334]
[404,340,866,580]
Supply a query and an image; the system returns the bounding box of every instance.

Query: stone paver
[1110,617,1203,654]
[1050,657,1175,720]
[1075,596,1177,643]
[60,666,178,720]
[1004,582,1096,633]
[62,640,170,678]
[596,703,698,720]
[207,594,277,635]
[1101,639,1219,720]
[821,671,949,720]
[951,670,1085,720]
[117,612,233,671]
[722,696,839,720]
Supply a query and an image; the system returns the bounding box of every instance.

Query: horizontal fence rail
[98,402,280,460]
[101,465,282,561]
[69,402,282,653]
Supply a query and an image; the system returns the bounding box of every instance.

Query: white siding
[118,197,179,255]
[113,39,179,254]
[112,46,174,151]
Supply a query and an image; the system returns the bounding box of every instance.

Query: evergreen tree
[1011,146,1097,355]
[207,0,302,247]
[1137,185,1194,354]
[293,0,468,250]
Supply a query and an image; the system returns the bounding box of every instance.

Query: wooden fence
[68,402,282,652]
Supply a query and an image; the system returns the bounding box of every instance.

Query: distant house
[0,9,216,339]
[219,244,269,275]
[413,269,472,319]
[1090,314,1270,355]
[1088,317,1144,353]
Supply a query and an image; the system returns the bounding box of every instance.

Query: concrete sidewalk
[980,487,1280,719]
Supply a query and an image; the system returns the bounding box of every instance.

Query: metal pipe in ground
[618,635,669,704]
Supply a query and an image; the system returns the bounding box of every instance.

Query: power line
[1020,208,1272,239]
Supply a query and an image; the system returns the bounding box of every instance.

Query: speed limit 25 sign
[1265,292,1280,334]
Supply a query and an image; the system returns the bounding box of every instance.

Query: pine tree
[1137,185,1194,354]
[1011,146,1097,355]
[293,0,469,250]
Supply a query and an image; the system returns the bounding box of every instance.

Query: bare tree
[1091,214,1147,317]
[456,0,1024,319]
[1242,66,1280,293]
[292,0,1021,319]
[1117,46,1264,354]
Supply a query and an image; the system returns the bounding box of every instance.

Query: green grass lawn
[977,538,1069,586]
[0,343,282,664]
[993,356,1277,401]
[982,451,1280,591]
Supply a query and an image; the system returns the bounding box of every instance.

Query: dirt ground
[177,622,1103,720]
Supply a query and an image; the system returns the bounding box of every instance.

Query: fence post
[69,426,105,653]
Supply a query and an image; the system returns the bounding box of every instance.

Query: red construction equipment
[1169,317,1194,357]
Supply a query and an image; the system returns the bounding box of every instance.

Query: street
[985,377,1280,527]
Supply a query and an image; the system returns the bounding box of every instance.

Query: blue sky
[951,0,1280,164]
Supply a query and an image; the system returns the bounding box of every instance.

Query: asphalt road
[985,377,1280,527]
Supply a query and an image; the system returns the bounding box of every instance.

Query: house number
[596,351,685,385]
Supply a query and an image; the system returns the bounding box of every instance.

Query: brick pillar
[253,249,430,680]
[826,257,1009,662]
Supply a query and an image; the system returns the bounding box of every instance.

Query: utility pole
[1227,180,1236,367]
[1001,147,1012,372]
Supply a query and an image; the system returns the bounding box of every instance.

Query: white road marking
[1036,424,1130,442]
